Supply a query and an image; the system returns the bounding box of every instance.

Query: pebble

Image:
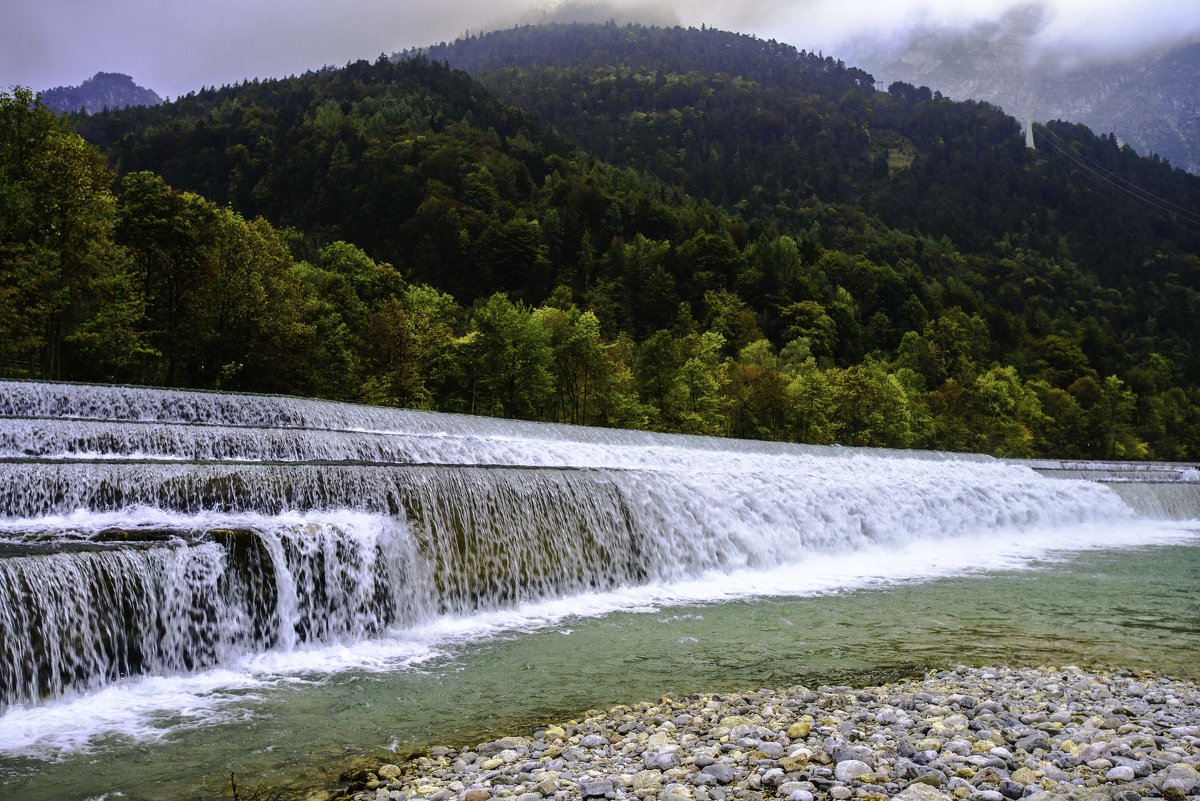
[338,666,1200,801]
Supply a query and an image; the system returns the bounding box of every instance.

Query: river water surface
[0,382,1196,801]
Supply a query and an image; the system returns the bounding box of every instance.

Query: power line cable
[1034,123,1199,220]
[1033,127,1200,226]
[1031,124,1200,228]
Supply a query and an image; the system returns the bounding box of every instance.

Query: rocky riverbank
[336,665,1200,801]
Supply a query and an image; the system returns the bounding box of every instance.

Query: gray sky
[3,0,1198,99]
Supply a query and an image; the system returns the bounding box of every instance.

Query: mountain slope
[420,25,1200,287]
[72,55,730,305]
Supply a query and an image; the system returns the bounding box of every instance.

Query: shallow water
[0,537,1196,801]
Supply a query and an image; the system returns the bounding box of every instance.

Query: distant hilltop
[41,72,163,115]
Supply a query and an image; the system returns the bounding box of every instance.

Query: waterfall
[0,380,1182,711]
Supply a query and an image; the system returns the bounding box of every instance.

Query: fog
[2,0,1197,98]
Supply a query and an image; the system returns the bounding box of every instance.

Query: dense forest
[4,23,1200,459]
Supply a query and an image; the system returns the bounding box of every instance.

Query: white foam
[0,638,440,758]
[5,518,1191,759]
[0,507,384,538]
[398,519,1199,639]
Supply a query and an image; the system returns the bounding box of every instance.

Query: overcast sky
[3,0,1198,99]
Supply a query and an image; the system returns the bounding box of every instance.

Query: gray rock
[971,766,1006,787]
[346,668,1200,801]
[1015,733,1050,753]
[998,779,1024,799]
[1107,766,1136,782]
[759,742,786,758]
[1111,757,1152,777]
[1160,764,1200,793]
[834,745,876,766]
[761,767,784,784]
[834,760,872,782]
[700,763,737,785]
[582,779,614,797]
[477,737,530,756]
[910,770,947,789]
[645,750,680,770]
[1077,744,1109,762]
[895,784,952,801]
[944,778,973,797]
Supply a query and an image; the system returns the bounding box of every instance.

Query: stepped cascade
[0,381,1193,712]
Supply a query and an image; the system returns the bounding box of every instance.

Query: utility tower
[1025,118,1036,149]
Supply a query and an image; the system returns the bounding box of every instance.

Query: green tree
[973,365,1046,457]
[780,300,837,364]
[827,361,914,448]
[634,329,683,428]
[116,171,210,385]
[116,172,312,390]
[461,292,551,418]
[663,330,730,436]
[360,284,462,409]
[924,308,990,385]
[784,358,834,444]
[0,88,146,378]
[533,303,610,425]
[726,338,788,439]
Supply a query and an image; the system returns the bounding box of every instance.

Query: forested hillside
[5,24,1200,459]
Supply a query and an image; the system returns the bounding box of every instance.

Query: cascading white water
[0,380,1184,713]
[0,516,433,708]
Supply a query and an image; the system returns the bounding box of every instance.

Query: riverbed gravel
[337,665,1200,801]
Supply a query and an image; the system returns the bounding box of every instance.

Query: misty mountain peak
[849,11,1200,174]
[41,71,164,115]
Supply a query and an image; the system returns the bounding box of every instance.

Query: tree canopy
[5,24,1200,459]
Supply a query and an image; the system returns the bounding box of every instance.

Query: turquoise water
[1,538,1196,801]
